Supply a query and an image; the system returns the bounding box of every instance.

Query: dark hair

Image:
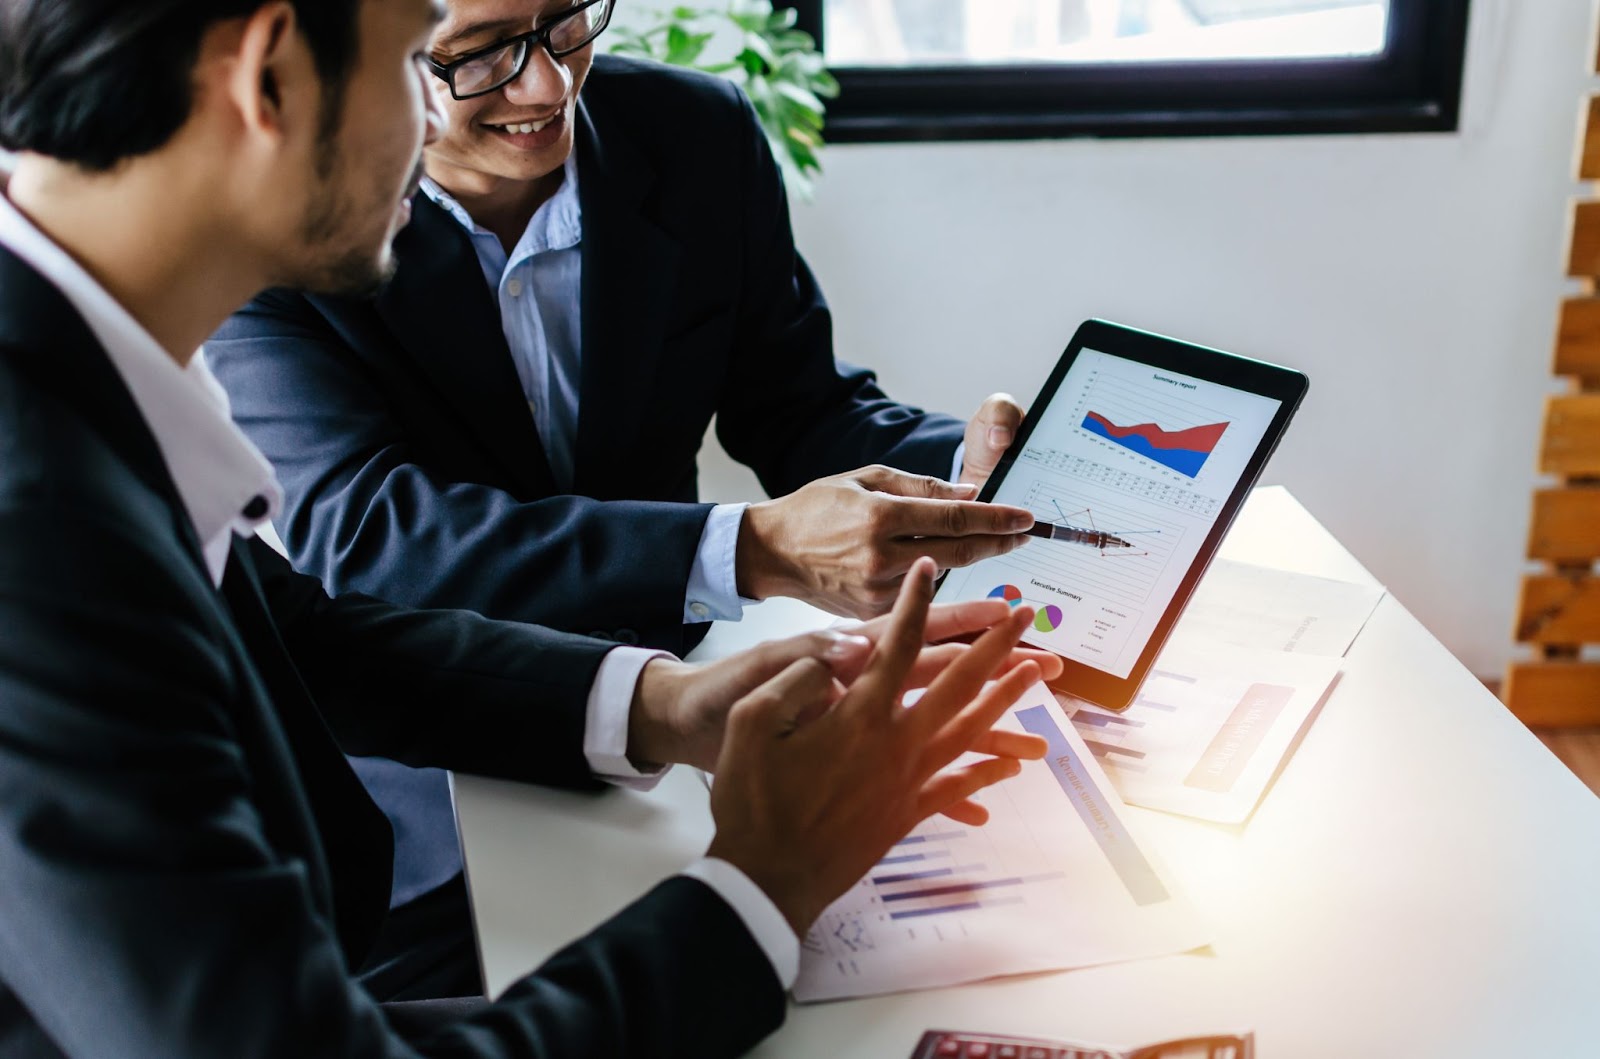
[0,0,362,171]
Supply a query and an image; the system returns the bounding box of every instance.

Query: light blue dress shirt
[420,163,750,624]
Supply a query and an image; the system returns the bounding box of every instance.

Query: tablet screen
[938,345,1286,681]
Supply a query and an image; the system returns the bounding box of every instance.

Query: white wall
[686,0,1592,678]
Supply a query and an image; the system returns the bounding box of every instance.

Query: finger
[792,677,848,731]
[922,599,1016,642]
[900,608,1035,744]
[966,728,1049,761]
[938,798,990,827]
[1014,647,1063,681]
[903,643,965,689]
[915,757,1024,822]
[839,557,935,717]
[886,532,1029,573]
[840,597,1011,646]
[901,645,1059,692]
[874,497,1034,541]
[771,628,876,685]
[725,658,838,742]
[858,465,981,501]
[924,660,1043,770]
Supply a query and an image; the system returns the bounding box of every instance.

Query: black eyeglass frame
[427,0,615,100]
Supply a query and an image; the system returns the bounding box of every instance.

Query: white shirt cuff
[684,502,754,624]
[680,857,800,989]
[950,441,967,484]
[583,646,676,790]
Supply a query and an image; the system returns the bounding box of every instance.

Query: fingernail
[987,427,1012,449]
[954,483,979,496]
[1011,513,1035,531]
[833,619,866,633]
[825,633,872,659]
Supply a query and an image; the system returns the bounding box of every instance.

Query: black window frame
[780,0,1471,142]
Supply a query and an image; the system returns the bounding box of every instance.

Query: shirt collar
[420,151,583,266]
[0,173,282,587]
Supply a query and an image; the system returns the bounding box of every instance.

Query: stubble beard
[294,137,404,299]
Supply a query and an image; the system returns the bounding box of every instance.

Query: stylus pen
[1025,522,1134,549]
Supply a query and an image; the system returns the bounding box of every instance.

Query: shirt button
[689,602,710,620]
[507,278,523,298]
[241,495,269,520]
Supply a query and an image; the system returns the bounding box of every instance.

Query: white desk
[455,487,1600,1057]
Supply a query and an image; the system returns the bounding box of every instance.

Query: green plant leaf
[740,32,777,69]
[607,1,833,198]
[664,25,715,66]
[735,46,767,77]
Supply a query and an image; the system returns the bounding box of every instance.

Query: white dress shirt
[0,179,799,989]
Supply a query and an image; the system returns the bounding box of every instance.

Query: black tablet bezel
[947,319,1309,712]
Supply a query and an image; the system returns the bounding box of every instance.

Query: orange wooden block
[1569,200,1600,277]
[1527,487,1600,562]
[1515,574,1600,644]
[1555,297,1600,379]
[1583,97,1600,180]
[1540,394,1600,476]
[1504,661,1600,725]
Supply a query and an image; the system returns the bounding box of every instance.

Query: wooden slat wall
[1506,75,1600,725]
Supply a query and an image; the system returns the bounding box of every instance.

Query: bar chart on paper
[793,685,1208,1002]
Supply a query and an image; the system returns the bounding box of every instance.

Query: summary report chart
[939,349,1284,679]
[792,683,1208,1002]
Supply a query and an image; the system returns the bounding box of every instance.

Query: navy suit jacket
[0,246,784,1058]
[209,55,965,656]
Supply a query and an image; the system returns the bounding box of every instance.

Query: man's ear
[221,2,304,146]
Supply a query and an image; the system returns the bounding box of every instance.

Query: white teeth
[496,118,554,135]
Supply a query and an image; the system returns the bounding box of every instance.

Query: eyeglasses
[428,0,615,100]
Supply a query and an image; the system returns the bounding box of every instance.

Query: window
[780,0,1470,141]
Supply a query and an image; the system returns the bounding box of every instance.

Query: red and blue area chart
[1081,411,1229,479]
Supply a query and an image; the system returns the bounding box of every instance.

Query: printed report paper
[794,681,1208,1002]
[1062,559,1380,824]
[1065,643,1341,824]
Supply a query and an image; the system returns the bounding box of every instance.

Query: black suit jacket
[209,55,965,656]
[0,247,783,1057]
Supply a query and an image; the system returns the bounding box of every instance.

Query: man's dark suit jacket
[208,55,965,656]
[0,247,783,1056]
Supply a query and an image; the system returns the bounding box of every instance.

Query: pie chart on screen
[988,584,1023,607]
[1033,605,1064,633]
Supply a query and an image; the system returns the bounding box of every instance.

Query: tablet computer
[934,319,1309,711]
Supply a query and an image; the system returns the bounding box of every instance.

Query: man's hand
[959,392,1026,489]
[737,465,1034,619]
[705,558,1047,937]
[628,598,1063,773]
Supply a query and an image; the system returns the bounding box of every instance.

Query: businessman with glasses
[207,0,1037,987]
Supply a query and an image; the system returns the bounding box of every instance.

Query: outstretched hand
[628,596,1061,775]
[705,558,1049,936]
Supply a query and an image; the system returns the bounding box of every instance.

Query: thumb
[960,393,1025,486]
[726,658,839,742]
